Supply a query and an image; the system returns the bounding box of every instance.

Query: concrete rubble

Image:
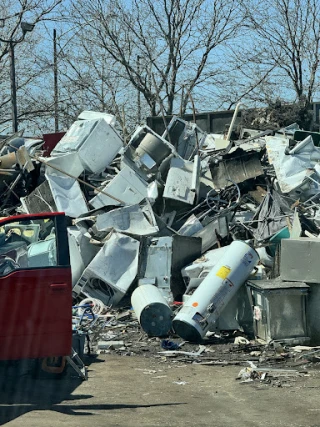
[4,108,320,381]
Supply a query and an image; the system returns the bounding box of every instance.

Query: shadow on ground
[0,357,184,425]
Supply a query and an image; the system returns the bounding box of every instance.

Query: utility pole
[9,41,18,132]
[0,21,35,133]
[53,29,59,132]
[137,55,141,123]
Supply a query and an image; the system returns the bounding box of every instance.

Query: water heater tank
[173,241,259,342]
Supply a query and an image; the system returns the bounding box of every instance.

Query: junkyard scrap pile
[2,109,320,383]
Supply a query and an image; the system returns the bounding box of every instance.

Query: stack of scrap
[5,108,320,344]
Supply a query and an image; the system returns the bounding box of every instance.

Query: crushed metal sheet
[44,152,84,178]
[90,166,150,208]
[45,173,89,218]
[163,156,200,205]
[76,231,140,306]
[95,202,159,236]
[210,151,263,188]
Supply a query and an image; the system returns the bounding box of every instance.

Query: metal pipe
[226,102,242,142]
[191,155,200,192]
[288,135,312,155]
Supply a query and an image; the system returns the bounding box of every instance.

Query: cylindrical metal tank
[135,133,172,165]
[172,241,259,342]
[131,285,173,337]
[27,237,56,268]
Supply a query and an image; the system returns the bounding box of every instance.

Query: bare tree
[54,30,136,134]
[69,0,242,119]
[0,0,64,133]
[238,0,320,107]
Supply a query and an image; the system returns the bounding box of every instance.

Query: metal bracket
[66,347,88,380]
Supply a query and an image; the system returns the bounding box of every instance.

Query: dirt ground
[0,354,320,427]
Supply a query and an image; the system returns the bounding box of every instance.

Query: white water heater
[173,241,259,342]
[131,285,173,336]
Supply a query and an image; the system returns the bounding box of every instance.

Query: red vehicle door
[0,212,72,360]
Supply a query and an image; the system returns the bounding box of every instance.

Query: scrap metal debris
[4,108,320,384]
